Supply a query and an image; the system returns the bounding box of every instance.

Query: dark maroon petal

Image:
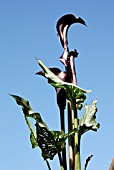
[56,14,86,48]
[65,49,79,84]
[36,70,45,76]
[59,48,79,67]
[59,47,69,66]
[36,67,61,77]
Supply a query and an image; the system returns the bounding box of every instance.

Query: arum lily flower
[56,14,86,48]
[56,14,86,66]
[36,67,69,109]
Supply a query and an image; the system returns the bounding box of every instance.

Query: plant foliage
[11,95,76,160]
[79,100,100,135]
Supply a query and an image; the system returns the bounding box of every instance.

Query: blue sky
[0,0,114,170]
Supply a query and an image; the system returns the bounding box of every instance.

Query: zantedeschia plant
[11,14,100,170]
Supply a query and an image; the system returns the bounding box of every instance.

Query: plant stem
[72,100,81,170]
[58,152,64,170]
[60,108,67,170]
[24,115,36,139]
[46,160,51,170]
[68,101,74,170]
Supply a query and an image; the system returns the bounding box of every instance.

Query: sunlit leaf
[10,95,38,148]
[52,128,76,148]
[79,100,100,135]
[36,121,76,160]
[30,131,38,148]
[10,94,33,116]
[37,68,68,109]
[36,67,69,82]
[11,94,74,158]
[31,113,64,160]
[28,112,49,129]
[37,60,91,104]
[36,123,59,160]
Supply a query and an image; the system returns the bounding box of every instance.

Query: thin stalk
[46,160,51,170]
[67,51,78,170]
[58,152,65,170]
[68,101,74,170]
[65,49,75,170]
[50,119,64,170]
[24,115,36,139]
[57,87,67,170]
[60,108,67,170]
[72,100,81,170]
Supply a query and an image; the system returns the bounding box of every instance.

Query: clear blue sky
[0,0,114,170]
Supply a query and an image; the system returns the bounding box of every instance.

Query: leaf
[37,60,91,105]
[36,120,76,160]
[79,100,100,135]
[36,67,69,82]
[35,123,59,160]
[27,112,71,160]
[56,14,86,48]
[84,155,93,170]
[29,113,76,160]
[10,94,33,116]
[30,131,38,148]
[52,128,76,148]
[28,112,49,130]
[11,95,75,155]
[11,95,71,158]
[10,95,38,148]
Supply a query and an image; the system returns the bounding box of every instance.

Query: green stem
[50,124,64,170]
[58,152,64,170]
[24,115,36,139]
[60,108,67,170]
[68,101,74,170]
[72,100,81,170]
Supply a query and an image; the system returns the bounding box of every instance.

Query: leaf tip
[87,89,92,93]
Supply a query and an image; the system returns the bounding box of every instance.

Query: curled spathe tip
[56,14,87,48]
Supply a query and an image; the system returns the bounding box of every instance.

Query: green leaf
[52,128,76,141]
[11,94,80,160]
[37,60,91,104]
[36,120,76,160]
[28,112,49,130]
[10,95,38,148]
[30,131,38,148]
[79,100,100,135]
[11,95,70,158]
[35,123,60,160]
[31,111,77,160]
[24,115,38,148]
[52,128,76,148]
[10,94,33,116]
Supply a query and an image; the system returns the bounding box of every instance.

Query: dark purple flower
[56,14,86,49]
[36,67,69,109]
